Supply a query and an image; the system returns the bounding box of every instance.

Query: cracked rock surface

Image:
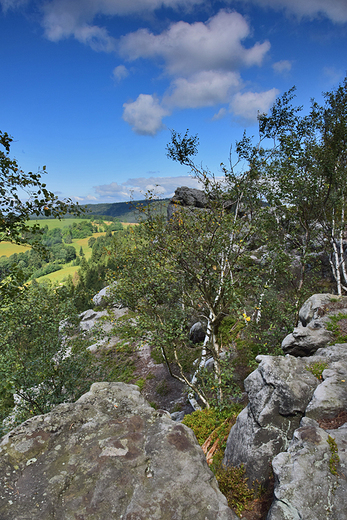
[0,382,237,520]
[268,418,347,520]
[223,294,347,519]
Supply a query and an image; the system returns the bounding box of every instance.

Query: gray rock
[305,353,347,421]
[189,321,206,343]
[282,294,347,357]
[298,293,335,326]
[281,320,333,356]
[0,382,238,520]
[92,285,111,307]
[167,186,207,220]
[267,417,347,520]
[79,308,108,331]
[171,186,207,209]
[223,355,319,485]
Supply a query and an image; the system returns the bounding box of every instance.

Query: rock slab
[0,382,237,520]
[268,417,347,520]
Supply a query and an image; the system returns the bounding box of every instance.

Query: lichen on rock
[0,382,238,520]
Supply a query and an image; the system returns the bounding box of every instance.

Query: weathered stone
[0,382,238,520]
[167,187,208,220]
[298,293,335,326]
[281,319,332,356]
[92,285,111,307]
[267,417,347,520]
[223,355,319,485]
[305,355,347,421]
[282,294,347,357]
[189,321,206,344]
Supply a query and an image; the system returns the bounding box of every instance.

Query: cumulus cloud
[113,64,129,82]
[122,94,170,136]
[272,60,292,74]
[212,107,228,121]
[230,88,279,122]
[164,71,241,109]
[120,10,271,132]
[92,175,203,201]
[119,10,270,76]
[37,0,206,45]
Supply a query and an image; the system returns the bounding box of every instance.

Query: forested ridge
[1,76,347,516]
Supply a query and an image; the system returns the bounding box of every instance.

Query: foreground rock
[223,293,347,519]
[223,354,319,485]
[268,418,347,520]
[0,382,237,520]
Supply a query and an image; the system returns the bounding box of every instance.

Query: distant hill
[31,199,170,223]
[84,199,169,223]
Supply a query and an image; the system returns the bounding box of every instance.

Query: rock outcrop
[223,354,320,485]
[223,293,347,520]
[0,382,238,520]
[167,186,207,220]
[280,293,347,356]
[268,417,347,520]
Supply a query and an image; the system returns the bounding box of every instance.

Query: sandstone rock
[304,346,347,421]
[0,382,238,520]
[189,321,206,344]
[167,186,207,220]
[281,320,332,356]
[223,355,319,485]
[268,417,347,520]
[281,294,347,357]
[171,186,207,209]
[298,293,335,326]
[79,307,108,331]
[92,285,111,307]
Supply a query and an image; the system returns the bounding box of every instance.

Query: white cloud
[119,10,270,76]
[120,10,271,131]
[212,107,228,121]
[241,0,347,23]
[113,64,129,82]
[272,60,292,74]
[92,175,203,201]
[230,88,279,122]
[122,94,170,135]
[164,71,241,109]
[38,0,206,45]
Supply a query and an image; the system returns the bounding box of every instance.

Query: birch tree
[113,132,266,408]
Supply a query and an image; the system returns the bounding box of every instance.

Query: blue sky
[1,0,347,203]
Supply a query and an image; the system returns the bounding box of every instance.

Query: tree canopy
[0,131,82,247]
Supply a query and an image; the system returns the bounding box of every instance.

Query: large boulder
[281,294,347,357]
[223,342,347,489]
[268,417,347,520]
[0,382,238,520]
[167,186,207,220]
[222,355,319,486]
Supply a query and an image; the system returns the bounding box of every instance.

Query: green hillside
[84,199,169,222]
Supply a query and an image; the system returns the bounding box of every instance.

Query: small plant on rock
[327,435,340,476]
[305,361,328,380]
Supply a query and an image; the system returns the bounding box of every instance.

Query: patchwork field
[29,218,93,230]
[0,219,135,285]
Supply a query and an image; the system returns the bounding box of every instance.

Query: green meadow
[0,218,117,285]
[30,232,108,284]
[29,218,92,231]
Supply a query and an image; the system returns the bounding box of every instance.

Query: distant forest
[32,199,170,223]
